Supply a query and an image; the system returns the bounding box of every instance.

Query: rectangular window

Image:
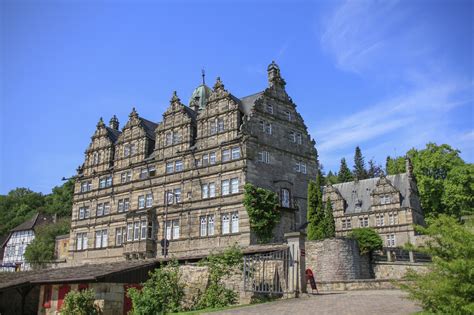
[209,152,216,164]
[258,151,270,163]
[166,132,172,146]
[285,110,292,121]
[76,232,88,250]
[95,230,107,248]
[294,162,301,173]
[173,220,180,239]
[222,214,230,234]
[202,154,209,166]
[124,198,130,211]
[99,177,106,189]
[81,181,92,193]
[296,133,302,145]
[173,132,180,144]
[376,214,385,226]
[166,162,174,174]
[259,120,265,132]
[118,199,124,212]
[217,118,225,132]
[230,178,239,194]
[127,223,133,242]
[359,217,369,227]
[222,180,230,195]
[290,131,296,143]
[174,189,181,203]
[386,234,396,247]
[134,222,140,241]
[231,212,239,233]
[200,216,207,237]
[166,221,172,240]
[175,160,183,172]
[121,171,132,183]
[381,195,392,205]
[301,163,307,174]
[166,191,174,205]
[210,120,217,135]
[140,168,148,179]
[124,144,130,157]
[389,213,398,225]
[202,184,209,199]
[97,204,104,216]
[231,147,241,160]
[115,227,124,246]
[78,206,89,220]
[209,183,216,198]
[265,123,272,135]
[146,193,153,207]
[266,104,273,114]
[138,195,145,209]
[222,149,231,162]
[281,189,290,208]
[141,220,147,240]
[208,215,215,236]
[130,144,136,155]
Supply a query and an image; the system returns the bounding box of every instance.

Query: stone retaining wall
[373,261,429,279]
[305,238,372,282]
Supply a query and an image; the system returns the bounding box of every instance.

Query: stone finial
[406,156,413,179]
[109,115,119,130]
[213,77,224,91]
[267,60,286,88]
[170,91,181,104]
[97,117,105,128]
[129,107,139,119]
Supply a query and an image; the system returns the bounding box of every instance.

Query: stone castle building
[322,159,425,248]
[69,62,318,264]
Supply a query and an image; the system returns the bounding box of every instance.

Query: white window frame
[230,178,239,194]
[222,180,230,195]
[175,160,183,172]
[222,214,230,234]
[281,188,290,208]
[209,152,216,164]
[166,162,174,173]
[133,222,140,241]
[127,223,133,242]
[258,151,270,163]
[231,212,239,233]
[222,149,231,162]
[146,193,153,207]
[231,147,241,160]
[138,195,145,209]
[266,104,273,114]
[140,220,147,240]
[200,216,207,237]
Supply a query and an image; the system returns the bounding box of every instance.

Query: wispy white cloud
[316,0,473,170]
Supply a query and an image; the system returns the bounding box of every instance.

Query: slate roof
[139,118,158,140]
[105,126,121,143]
[331,173,412,214]
[239,91,264,115]
[0,260,158,291]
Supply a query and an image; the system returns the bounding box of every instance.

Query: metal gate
[243,246,296,295]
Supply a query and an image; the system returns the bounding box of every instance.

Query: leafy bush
[127,261,184,315]
[62,289,101,315]
[400,215,474,314]
[24,218,70,268]
[243,184,280,243]
[196,245,242,309]
[349,228,383,255]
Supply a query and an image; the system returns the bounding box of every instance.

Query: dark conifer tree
[337,158,353,183]
[353,146,368,180]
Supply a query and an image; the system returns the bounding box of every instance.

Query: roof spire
[201,69,205,85]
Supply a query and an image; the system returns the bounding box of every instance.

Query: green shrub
[195,245,242,309]
[127,261,184,315]
[62,289,100,315]
[243,184,280,243]
[349,228,383,255]
[400,215,474,314]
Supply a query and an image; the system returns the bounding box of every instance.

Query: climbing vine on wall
[243,183,280,243]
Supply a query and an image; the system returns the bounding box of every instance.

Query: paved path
[209,290,422,315]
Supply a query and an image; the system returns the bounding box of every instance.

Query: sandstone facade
[68,62,318,265]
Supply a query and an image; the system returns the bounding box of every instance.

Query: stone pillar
[409,251,415,263]
[285,231,307,296]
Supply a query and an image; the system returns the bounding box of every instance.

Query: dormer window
[380,195,392,205]
[124,143,136,157]
[210,118,225,135]
[92,152,101,165]
[355,199,363,211]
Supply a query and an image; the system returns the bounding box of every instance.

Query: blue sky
[1,0,472,194]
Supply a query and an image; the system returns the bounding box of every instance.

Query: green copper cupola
[189,70,212,111]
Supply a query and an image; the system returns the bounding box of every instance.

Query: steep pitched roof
[139,118,158,140]
[331,173,413,214]
[10,213,54,232]
[105,126,121,143]
[239,91,264,115]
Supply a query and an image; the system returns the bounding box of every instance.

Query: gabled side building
[0,213,54,271]
[323,159,425,248]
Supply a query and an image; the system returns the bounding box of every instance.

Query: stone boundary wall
[314,279,400,291]
[305,238,372,282]
[373,261,429,280]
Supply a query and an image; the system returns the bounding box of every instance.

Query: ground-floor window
[165,220,180,240]
[95,229,108,248]
[200,215,215,237]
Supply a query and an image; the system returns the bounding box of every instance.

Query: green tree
[353,146,368,180]
[442,164,474,217]
[349,228,383,255]
[322,197,335,238]
[62,289,101,315]
[44,179,74,217]
[367,159,383,178]
[243,184,280,243]
[127,261,184,315]
[386,156,406,175]
[326,171,339,185]
[307,173,325,240]
[400,215,474,314]
[337,158,353,183]
[24,218,70,268]
[0,188,45,236]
